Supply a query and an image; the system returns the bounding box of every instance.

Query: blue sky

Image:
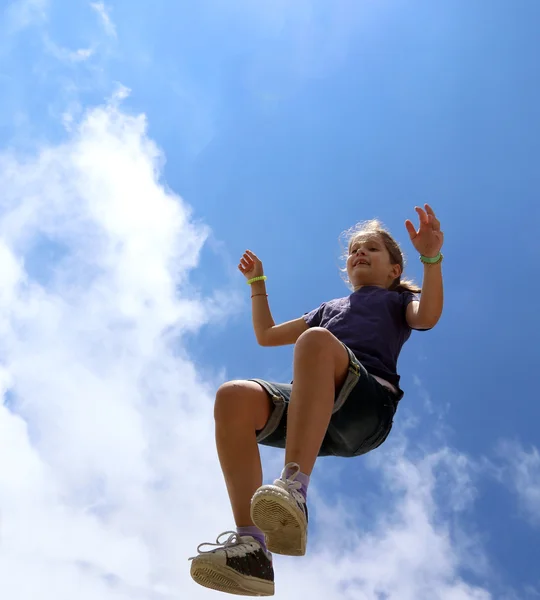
[0,1,539,598]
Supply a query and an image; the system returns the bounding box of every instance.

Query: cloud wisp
[494,441,540,527]
[91,2,116,38]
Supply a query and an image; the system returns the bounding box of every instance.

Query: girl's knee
[214,380,264,425]
[295,327,335,353]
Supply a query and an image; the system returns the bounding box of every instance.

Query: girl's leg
[214,380,273,526]
[250,328,349,556]
[189,381,275,597]
[284,327,349,475]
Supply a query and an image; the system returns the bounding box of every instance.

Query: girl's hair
[339,219,421,294]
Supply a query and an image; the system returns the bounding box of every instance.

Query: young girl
[189,204,444,596]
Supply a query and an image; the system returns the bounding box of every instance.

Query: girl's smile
[353,258,370,267]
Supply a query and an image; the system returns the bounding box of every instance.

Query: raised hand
[238,250,264,281]
[405,204,444,258]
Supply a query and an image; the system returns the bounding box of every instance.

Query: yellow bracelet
[247,276,267,285]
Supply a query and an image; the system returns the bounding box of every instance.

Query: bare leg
[284,328,349,475]
[249,329,349,557]
[214,380,272,527]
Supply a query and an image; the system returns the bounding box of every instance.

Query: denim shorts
[250,344,400,458]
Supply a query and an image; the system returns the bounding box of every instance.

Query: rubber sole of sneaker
[190,559,274,597]
[250,487,307,556]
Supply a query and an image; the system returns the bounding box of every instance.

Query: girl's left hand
[405,204,444,258]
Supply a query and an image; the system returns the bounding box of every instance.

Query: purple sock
[285,466,310,500]
[237,526,267,552]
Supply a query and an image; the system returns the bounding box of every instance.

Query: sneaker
[250,463,309,556]
[189,531,275,596]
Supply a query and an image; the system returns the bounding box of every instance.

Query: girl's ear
[392,263,402,279]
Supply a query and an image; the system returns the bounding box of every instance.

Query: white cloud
[0,90,236,599]
[42,35,95,63]
[495,441,540,526]
[274,443,491,600]
[91,2,116,38]
[0,90,496,599]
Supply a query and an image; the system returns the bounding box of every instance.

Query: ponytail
[390,276,421,294]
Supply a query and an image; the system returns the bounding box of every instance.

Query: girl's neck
[353,283,387,292]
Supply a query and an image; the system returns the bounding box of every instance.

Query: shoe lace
[275,462,306,507]
[189,531,260,560]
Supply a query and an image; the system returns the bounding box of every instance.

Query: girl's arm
[250,279,308,346]
[404,204,444,329]
[406,262,443,329]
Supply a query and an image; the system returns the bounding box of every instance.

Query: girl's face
[346,233,401,290]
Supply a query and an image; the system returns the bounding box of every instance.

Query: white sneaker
[250,463,309,556]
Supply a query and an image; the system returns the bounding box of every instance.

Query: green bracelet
[420,252,443,265]
[247,275,267,285]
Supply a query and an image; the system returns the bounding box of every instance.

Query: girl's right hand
[238,250,264,281]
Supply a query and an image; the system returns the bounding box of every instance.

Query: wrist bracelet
[420,252,443,265]
[247,275,267,285]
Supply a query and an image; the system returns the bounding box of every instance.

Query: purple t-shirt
[303,286,417,395]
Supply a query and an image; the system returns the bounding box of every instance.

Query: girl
[189,204,444,596]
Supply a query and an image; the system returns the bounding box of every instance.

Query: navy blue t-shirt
[303,286,417,395]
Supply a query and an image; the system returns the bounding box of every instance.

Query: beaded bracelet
[247,275,267,285]
[420,252,443,265]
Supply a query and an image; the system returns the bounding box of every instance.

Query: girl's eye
[369,247,378,251]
